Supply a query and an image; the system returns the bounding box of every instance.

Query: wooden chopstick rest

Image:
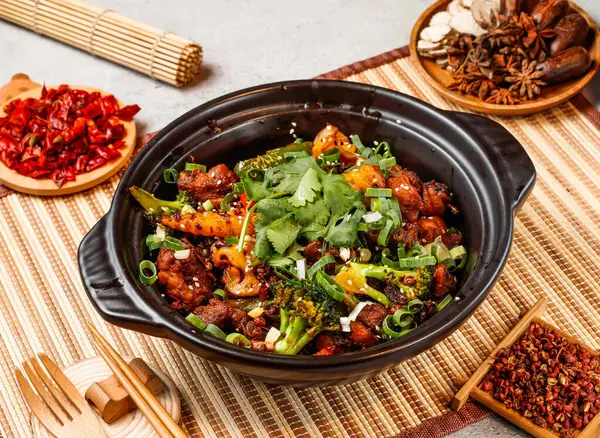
[85,358,164,424]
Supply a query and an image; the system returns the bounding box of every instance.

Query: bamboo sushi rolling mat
[1,46,600,438]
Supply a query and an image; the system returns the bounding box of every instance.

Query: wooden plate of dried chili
[0,75,138,196]
[410,0,600,116]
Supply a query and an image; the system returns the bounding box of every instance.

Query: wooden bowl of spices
[0,75,139,196]
[410,0,600,115]
[451,298,600,438]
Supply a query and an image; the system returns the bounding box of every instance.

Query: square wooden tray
[451,298,600,438]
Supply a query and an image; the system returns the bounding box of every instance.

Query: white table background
[1,1,599,437]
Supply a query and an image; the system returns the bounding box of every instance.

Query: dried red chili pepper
[0,85,140,187]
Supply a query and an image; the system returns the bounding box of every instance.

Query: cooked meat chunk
[387,167,423,223]
[443,230,463,249]
[432,264,457,298]
[391,222,420,249]
[349,321,378,348]
[417,216,448,244]
[177,164,237,203]
[230,308,265,340]
[303,239,323,262]
[342,164,385,192]
[192,298,231,328]
[383,283,409,306]
[357,303,388,329]
[312,124,358,165]
[418,216,462,248]
[315,332,352,354]
[156,239,212,309]
[416,300,438,324]
[421,181,452,216]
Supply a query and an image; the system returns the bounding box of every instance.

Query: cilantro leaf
[320,172,364,219]
[266,242,305,267]
[289,167,322,207]
[266,213,301,254]
[295,197,330,240]
[253,198,291,259]
[269,156,323,194]
[241,170,271,201]
[325,208,365,247]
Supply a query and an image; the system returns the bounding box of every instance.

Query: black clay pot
[78,80,535,386]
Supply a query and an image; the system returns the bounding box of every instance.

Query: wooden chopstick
[86,323,187,438]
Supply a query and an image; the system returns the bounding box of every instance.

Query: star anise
[448,72,498,100]
[505,59,547,100]
[486,88,522,105]
[461,46,493,79]
[520,13,555,60]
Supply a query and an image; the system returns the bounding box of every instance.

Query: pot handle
[449,112,536,214]
[78,216,164,334]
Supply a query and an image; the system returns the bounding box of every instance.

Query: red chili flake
[0,85,141,187]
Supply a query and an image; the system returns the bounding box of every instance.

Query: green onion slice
[185,163,206,172]
[437,295,453,311]
[307,255,335,279]
[315,271,345,301]
[374,141,392,158]
[320,148,340,163]
[381,249,399,269]
[393,309,415,328]
[407,299,424,313]
[273,267,302,287]
[450,245,467,260]
[382,315,413,339]
[163,168,178,183]
[378,156,396,170]
[349,134,365,151]
[224,235,239,245]
[163,236,186,251]
[226,333,251,347]
[386,209,401,228]
[406,244,427,257]
[294,138,305,144]
[204,324,227,340]
[213,288,226,300]
[361,148,373,158]
[145,234,163,252]
[202,200,214,211]
[185,313,206,330]
[397,255,437,268]
[220,192,235,211]
[377,219,394,246]
[366,187,392,198]
[397,243,406,259]
[139,260,157,285]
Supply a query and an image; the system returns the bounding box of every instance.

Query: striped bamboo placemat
[1,48,600,438]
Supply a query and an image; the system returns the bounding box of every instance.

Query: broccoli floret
[335,263,434,304]
[130,186,193,219]
[274,280,342,355]
[270,278,303,308]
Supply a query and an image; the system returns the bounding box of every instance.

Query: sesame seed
[373,141,379,146]
[217,179,222,185]
[454,296,461,301]
[291,122,297,127]
[396,119,402,124]
[395,187,400,192]
[180,224,185,229]
[210,172,215,177]
[188,285,193,290]
[289,129,295,134]
[292,134,297,138]
[347,280,353,285]
[193,276,199,281]
[195,282,200,287]
[421,238,427,243]
[238,216,243,220]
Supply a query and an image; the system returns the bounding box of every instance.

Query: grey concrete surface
[1,1,599,437]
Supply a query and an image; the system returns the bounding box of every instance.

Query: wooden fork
[16,353,107,438]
